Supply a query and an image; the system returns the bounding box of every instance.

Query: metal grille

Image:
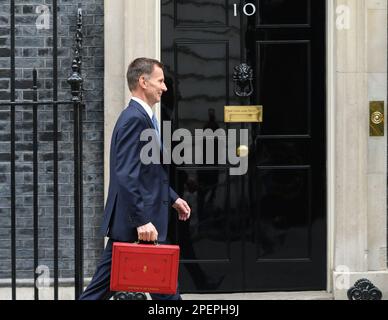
[0,1,84,300]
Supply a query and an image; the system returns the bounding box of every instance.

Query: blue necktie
[151,114,161,146]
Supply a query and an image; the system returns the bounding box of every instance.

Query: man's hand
[137,222,158,242]
[172,198,191,221]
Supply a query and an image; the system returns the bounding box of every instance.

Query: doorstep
[181,291,333,300]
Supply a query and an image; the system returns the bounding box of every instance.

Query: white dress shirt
[131,97,154,121]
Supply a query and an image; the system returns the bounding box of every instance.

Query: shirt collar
[131,97,154,120]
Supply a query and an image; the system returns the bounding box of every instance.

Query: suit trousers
[78,239,181,300]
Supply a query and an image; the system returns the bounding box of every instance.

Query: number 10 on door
[234,3,257,17]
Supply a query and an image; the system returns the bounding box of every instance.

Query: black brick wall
[0,0,104,281]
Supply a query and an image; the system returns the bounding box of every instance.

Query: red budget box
[110,242,180,295]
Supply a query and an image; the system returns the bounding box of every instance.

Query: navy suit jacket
[100,99,179,242]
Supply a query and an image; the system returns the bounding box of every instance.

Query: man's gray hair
[126,57,164,92]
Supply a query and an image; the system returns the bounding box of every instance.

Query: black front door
[161,0,326,292]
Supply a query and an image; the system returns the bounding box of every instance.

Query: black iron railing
[68,8,85,299]
[0,2,84,300]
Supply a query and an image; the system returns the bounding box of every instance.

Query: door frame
[326,0,335,294]
[104,0,335,293]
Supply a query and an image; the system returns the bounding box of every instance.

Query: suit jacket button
[163,201,168,205]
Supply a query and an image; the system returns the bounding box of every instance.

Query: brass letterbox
[224,105,263,123]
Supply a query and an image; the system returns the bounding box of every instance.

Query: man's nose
[162,83,168,92]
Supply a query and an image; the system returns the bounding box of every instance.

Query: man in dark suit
[79,57,191,300]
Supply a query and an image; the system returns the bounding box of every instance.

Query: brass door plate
[370,101,384,136]
[224,105,263,123]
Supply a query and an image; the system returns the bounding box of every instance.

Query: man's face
[143,65,168,106]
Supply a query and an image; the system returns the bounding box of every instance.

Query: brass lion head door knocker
[225,62,262,125]
[233,63,254,97]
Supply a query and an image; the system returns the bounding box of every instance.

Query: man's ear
[139,75,147,89]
